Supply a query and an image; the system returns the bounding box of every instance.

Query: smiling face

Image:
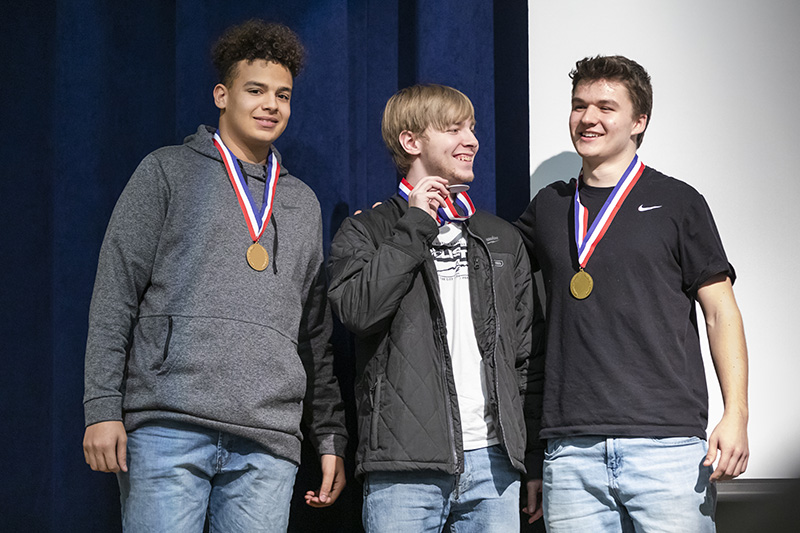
[407,119,479,186]
[214,59,293,164]
[570,79,647,171]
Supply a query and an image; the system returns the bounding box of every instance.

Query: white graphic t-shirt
[431,223,498,450]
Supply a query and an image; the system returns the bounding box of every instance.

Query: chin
[452,172,474,183]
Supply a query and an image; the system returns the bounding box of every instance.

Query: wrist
[722,403,749,422]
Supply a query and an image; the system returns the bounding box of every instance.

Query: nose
[262,92,278,111]
[580,105,599,125]
[462,129,479,149]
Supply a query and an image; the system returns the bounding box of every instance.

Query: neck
[403,166,426,188]
[581,151,637,188]
[217,129,269,165]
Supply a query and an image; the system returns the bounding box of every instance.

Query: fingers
[709,449,731,482]
[317,463,334,505]
[83,421,127,473]
[408,176,449,218]
[305,455,346,508]
[711,448,749,481]
[703,435,718,468]
[327,458,346,502]
[522,479,543,523]
[353,202,383,216]
[707,433,749,482]
[117,433,128,473]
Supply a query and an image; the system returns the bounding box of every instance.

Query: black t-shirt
[515,166,734,440]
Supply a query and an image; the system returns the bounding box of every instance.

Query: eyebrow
[572,97,618,107]
[243,81,293,93]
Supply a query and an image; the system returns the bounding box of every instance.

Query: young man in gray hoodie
[82,20,347,531]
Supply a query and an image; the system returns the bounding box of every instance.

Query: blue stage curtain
[1,1,529,530]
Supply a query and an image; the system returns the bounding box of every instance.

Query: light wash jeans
[117,421,298,533]
[362,445,521,533]
[543,436,716,532]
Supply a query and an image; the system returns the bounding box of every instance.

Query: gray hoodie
[83,125,347,463]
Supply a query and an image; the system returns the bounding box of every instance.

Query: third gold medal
[572,155,645,300]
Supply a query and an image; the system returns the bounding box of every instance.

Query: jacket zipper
[423,257,462,476]
[370,375,382,450]
[465,226,507,453]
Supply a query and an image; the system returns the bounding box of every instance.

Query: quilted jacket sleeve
[328,206,439,337]
[297,212,348,458]
[514,235,546,480]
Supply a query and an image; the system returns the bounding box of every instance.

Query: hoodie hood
[183,125,289,178]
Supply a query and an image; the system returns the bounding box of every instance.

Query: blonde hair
[381,84,475,175]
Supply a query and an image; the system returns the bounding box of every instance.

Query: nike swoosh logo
[638,204,662,212]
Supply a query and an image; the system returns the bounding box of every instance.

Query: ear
[399,130,422,156]
[213,83,228,111]
[631,114,648,136]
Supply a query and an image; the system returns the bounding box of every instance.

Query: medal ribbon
[398,178,475,225]
[574,155,645,267]
[213,131,280,242]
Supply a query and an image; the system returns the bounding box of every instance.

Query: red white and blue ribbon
[574,155,645,267]
[213,130,280,242]
[398,178,475,225]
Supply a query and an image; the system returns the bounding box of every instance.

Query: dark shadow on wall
[530,151,582,196]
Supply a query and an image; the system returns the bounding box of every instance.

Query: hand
[354,202,383,216]
[522,479,543,523]
[704,412,749,481]
[407,176,448,220]
[83,420,128,473]
[304,454,346,507]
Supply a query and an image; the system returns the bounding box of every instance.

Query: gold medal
[246,242,269,271]
[570,269,593,299]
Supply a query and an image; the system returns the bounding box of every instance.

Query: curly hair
[570,55,652,147]
[212,19,305,85]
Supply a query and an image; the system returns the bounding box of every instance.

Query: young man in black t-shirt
[515,55,749,531]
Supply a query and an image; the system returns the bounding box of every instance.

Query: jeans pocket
[647,436,702,447]
[544,438,564,459]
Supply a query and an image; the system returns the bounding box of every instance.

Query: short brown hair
[381,84,475,175]
[212,20,305,85]
[570,55,653,147]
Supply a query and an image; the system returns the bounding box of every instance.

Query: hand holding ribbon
[404,176,449,220]
[399,177,476,225]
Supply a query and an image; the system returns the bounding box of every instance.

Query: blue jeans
[362,445,521,533]
[543,436,716,532]
[117,421,298,533]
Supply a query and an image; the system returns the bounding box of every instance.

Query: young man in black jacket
[328,84,545,532]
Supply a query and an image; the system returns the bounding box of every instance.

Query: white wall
[529,0,800,479]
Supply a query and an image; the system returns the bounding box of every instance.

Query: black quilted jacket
[328,196,545,479]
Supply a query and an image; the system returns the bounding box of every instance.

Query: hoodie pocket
[125,315,306,432]
[158,316,174,373]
